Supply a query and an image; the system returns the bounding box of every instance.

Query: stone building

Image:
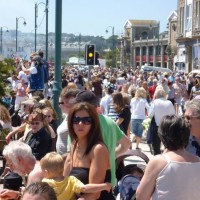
[122,20,169,70]
[176,0,200,72]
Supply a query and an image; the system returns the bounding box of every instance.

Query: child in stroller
[115,149,149,200]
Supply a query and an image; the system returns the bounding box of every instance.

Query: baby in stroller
[115,149,149,200]
[116,165,144,200]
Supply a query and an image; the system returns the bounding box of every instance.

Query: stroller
[115,149,149,200]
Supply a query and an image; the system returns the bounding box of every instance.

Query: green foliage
[105,49,120,68]
[0,59,16,98]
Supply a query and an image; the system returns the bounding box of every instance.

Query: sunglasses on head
[73,116,92,125]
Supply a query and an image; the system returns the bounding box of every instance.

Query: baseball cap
[76,90,98,106]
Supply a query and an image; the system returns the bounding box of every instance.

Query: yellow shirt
[42,176,84,200]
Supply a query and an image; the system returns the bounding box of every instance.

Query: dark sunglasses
[184,115,200,121]
[73,116,92,125]
[29,122,41,125]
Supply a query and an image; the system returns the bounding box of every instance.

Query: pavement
[124,140,154,166]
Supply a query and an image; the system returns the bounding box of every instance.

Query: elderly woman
[148,89,175,155]
[130,87,149,149]
[136,115,200,200]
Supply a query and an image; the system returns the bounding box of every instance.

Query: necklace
[72,144,85,167]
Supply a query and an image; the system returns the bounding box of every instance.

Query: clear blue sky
[0,0,177,38]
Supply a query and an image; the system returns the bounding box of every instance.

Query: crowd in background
[0,51,200,199]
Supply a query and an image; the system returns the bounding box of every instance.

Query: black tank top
[70,167,115,200]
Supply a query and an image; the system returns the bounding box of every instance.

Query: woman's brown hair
[112,92,125,114]
[68,102,103,155]
[0,104,11,123]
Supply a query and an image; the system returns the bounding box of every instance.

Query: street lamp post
[106,26,115,67]
[0,26,9,54]
[52,0,62,124]
[46,0,49,61]
[16,17,26,52]
[35,1,47,52]
[74,32,81,64]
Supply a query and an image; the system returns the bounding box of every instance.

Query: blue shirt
[186,135,200,157]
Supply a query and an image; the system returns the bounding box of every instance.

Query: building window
[196,1,200,29]
[185,3,192,31]
[136,47,140,56]
[180,7,185,33]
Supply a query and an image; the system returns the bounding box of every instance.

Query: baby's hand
[105,182,112,192]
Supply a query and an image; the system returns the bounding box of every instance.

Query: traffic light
[95,52,99,65]
[85,44,95,65]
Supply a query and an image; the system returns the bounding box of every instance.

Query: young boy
[40,152,111,200]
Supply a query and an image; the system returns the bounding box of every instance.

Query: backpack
[119,175,140,200]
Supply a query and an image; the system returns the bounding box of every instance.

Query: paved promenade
[123,141,154,166]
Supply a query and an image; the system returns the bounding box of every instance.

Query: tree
[105,49,120,68]
[0,59,16,104]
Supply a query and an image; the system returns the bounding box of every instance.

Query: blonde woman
[0,105,12,132]
[130,87,149,149]
[39,99,57,124]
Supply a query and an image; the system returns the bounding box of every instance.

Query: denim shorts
[131,119,144,137]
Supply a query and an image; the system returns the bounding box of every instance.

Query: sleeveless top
[70,167,115,200]
[152,154,200,200]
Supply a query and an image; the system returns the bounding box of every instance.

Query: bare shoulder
[90,143,109,159]
[92,143,108,153]
[146,155,168,176]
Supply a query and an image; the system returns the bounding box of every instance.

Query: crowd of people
[0,51,200,199]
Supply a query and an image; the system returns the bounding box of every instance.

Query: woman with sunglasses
[24,109,52,160]
[68,102,115,200]
[56,88,79,155]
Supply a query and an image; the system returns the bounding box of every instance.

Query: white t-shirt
[100,94,113,115]
[18,71,29,83]
[130,97,149,120]
[27,66,37,74]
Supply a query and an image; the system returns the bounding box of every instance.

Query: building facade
[176,0,200,72]
[122,20,169,70]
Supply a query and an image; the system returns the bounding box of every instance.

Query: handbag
[146,116,157,144]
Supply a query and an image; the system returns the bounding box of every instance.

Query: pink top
[16,83,27,96]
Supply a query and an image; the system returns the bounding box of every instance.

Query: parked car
[141,65,173,73]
